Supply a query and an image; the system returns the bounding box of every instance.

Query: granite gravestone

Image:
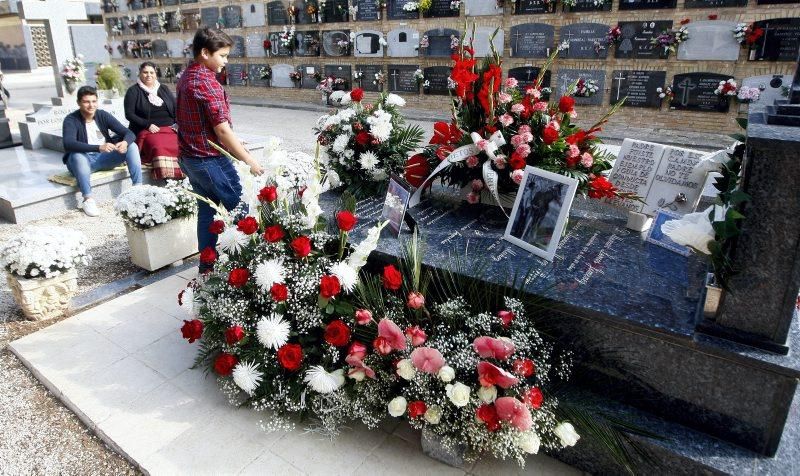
[200,7,219,28]
[465,26,504,58]
[508,66,552,90]
[152,39,169,58]
[243,3,265,27]
[388,65,420,93]
[148,14,162,33]
[515,0,554,14]
[564,0,612,12]
[322,30,351,56]
[271,63,295,87]
[295,30,322,57]
[610,70,666,107]
[387,27,420,57]
[465,0,501,15]
[750,18,800,62]
[618,0,676,9]
[222,5,242,28]
[423,0,459,17]
[510,24,555,58]
[742,74,792,104]
[166,12,181,32]
[135,15,147,34]
[267,0,288,25]
[227,63,246,86]
[325,64,352,90]
[615,20,673,59]
[555,68,606,106]
[181,0,198,4]
[322,0,349,22]
[560,23,610,59]
[677,21,740,61]
[130,0,143,10]
[423,66,452,95]
[421,28,460,57]
[299,64,318,89]
[387,0,418,19]
[229,35,246,58]
[295,0,315,25]
[357,64,384,92]
[685,0,746,7]
[670,72,732,112]
[268,32,293,56]
[354,30,384,57]
[356,0,380,20]
[246,33,266,58]
[249,63,269,86]
[167,39,184,58]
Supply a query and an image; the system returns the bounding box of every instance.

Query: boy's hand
[249,162,264,176]
[99,143,116,153]
[115,141,129,154]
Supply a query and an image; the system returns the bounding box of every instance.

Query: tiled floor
[9,272,582,475]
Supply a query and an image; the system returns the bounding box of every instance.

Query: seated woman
[124,62,183,180]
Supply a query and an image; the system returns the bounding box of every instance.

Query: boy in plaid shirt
[176,28,264,273]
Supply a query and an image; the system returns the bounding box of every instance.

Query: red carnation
[236,216,259,235]
[588,176,617,199]
[213,352,238,376]
[512,358,535,377]
[542,126,559,145]
[404,154,431,188]
[680,18,691,25]
[291,236,312,257]
[270,282,288,302]
[509,154,527,171]
[180,319,203,343]
[523,387,544,409]
[336,210,357,232]
[320,275,341,299]
[324,319,351,347]
[263,225,285,243]
[228,268,250,288]
[355,131,371,147]
[224,325,245,345]
[209,220,225,234]
[350,88,364,102]
[258,185,278,203]
[382,264,403,291]
[277,343,303,371]
[263,39,271,49]
[199,247,217,264]
[408,400,427,419]
[476,404,500,431]
[558,96,575,113]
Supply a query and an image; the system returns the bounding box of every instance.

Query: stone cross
[613,72,626,101]
[18,0,88,97]
[390,69,399,90]
[677,77,696,106]
[512,31,523,54]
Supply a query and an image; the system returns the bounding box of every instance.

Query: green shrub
[95,64,126,93]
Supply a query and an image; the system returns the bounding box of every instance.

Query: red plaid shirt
[176,61,232,158]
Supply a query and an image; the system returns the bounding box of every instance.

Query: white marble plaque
[242,2,266,27]
[742,74,792,104]
[246,33,266,58]
[465,26,504,58]
[167,39,185,58]
[677,21,740,61]
[271,63,295,88]
[465,0,502,15]
[387,27,419,57]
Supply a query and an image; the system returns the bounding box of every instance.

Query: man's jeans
[178,156,243,271]
[66,143,143,197]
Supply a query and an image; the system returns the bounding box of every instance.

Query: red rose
[509,154,527,171]
[180,319,203,343]
[498,310,515,327]
[199,247,217,264]
[351,88,364,102]
[523,387,544,409]
[228,268,250,288]
[270,282,288,302]
[291,236,312,257]
[373,336,392,355]
[512,358,535,377]
[209,220,225,234]
[324,319,351,347]
[382,264,403,291]
[258,185,278,203]
[263,39,271,49]
[263,225,285,243]
[319,275,341,299]
[476,404,500,431]
[213,352,238,376]
[277,343,303,371]
[408,400,427,419]
[236,216,259,235]
[355,131,371,147]
[708,14,718,20]
[224,325,245,345]
[404,154,431,188]
[558,96,575,113]
[542,126,559,145]
[336,211,357,232]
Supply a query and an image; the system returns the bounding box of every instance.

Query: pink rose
[581,152,594,168]
[515,144,531,158]
[466,156,479,168]
[510,104,525,114]
[471,179,484,192]
[407,292,425,310]
[493,157,507,170]
[499,113,514,127]
[495,397,533,431]
[355,309,373,325]
[466,192,480,204]
[567,144,580,159]
[378,318,407,351]
[410,347,445,374]
[498,92,512,104]
[532,101,548,112]
[518,125,532,135]
[504,77,518,89]
[477,361,520,388]
[405,326,427,346]
[473,336,516,360]
[511,169,525,184]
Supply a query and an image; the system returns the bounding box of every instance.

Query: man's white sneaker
[82,198,99,217]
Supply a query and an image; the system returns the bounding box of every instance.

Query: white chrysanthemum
[323,169,341,189]
[340,92,352,105]
[329,90,346,103]
[254,259,286,290]
[385,93,406,107]
[179,286,194,315]
[369,122,392,142]
[358,151,379,171]
[371,168,387,182]
[330,261,358,292]
[333,134,350,153]
[217,228,249,254]
[304,366,345,394]
[256,314,291,350]
[232,361,263,395]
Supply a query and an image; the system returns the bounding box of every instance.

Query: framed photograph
[504,166,578,261]
[646,209,691,256]
[381,174,413,237]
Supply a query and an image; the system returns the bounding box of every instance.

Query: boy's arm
[213,122,263,176]
[62,116,100,153]
[104,111,136,145]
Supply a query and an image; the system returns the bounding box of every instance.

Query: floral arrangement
[650,27,688,55]
[714,79,738,97]
[317,76,336,94]
[413,68,425,86]
[314,90,423,197]
[114,181,196,229]
[573,78,599,98]
[259,65,272,81]
[373,71,386,87]
[279,25,296,51]
[353,70,363,81]
[450,0,461,9]
[240,69,249,85]
[182,44,192,57]
[736,86,760,103]
[0,227,90,279]
[656,85,674,103]
[289,71,303,83]
[60,55,86,87]
[336,38,350,54]
[733,22,764,47]
[157,10,167,32]
[95,64,126,94]
[606,25,622,46]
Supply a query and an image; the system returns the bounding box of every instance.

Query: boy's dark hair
[76,86,97,102]
[139,61,157,72]
[192,28,233,58]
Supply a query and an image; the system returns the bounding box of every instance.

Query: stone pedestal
[700,106,800,354]
[7,269,78,320]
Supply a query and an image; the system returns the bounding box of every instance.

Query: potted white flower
[115,180,198,271]
[0,227,90,320]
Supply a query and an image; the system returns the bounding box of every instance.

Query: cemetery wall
[101,0,798,134]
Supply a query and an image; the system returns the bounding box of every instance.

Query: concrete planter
[420,428,468,468]
[125,216,198,271]
[7,269,78,321]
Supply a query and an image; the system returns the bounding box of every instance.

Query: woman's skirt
[136,127,184,180]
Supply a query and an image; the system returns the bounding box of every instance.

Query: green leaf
[735,118,748,131]
[325,303,335,314]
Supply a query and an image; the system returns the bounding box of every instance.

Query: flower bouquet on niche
[314,89,424,198]
[406,27,630,207]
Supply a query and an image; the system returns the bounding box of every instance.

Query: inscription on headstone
[135,15,147,34]
[354,30,384,57]
[421,28,460,57]
[322,30,351,56]
[387,27,420,57]
[267,0,288,25]
[510,24,555,58]
[555,68,606,106]
[677,21,740,61]
[322,0,349,22]
[610,70,666,108]
[750,18,800,62]
[152,39,169,58]
[243,3,266,27]
[741,74,792,104]
[685,0,746,7]
[222,5,242,28]
[465,0,501,15]
[388,64,420,93]
[564,0,612,12]
[615,21,673,59]
[271,63,295,87]
[618,0,676,9]
[227,63,246,86]
[423,0,459,17]
[200,7,219,28]
[249,63,269,86]
[246,33,266,58]
[148,14,162,33]
[357,64,385,92]
[423,66,452,96]
[508,66,552,91]
[560,23,610,59]
[163,0,179,6]
[466,26,504,58]
[387,0,418,19]
[130,0,144,10]
[295,30,321,57]
[356,0,380,20]
[181,0,198,4]
[670,72,732,112]
[268,31,293,56]
[166,11,181,32]
[515,0,554,14]
[229,35,246,58]
[300,64,319,89]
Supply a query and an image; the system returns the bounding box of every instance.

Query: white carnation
[554,422,580,447]
[478,385,497,403]
[424,405,442,424]
[396,359,416,380]
[445,382,471,407]
[332,134,350,153]
[388,396,407,417]
[437,365,455,382]
[516,431,541,454]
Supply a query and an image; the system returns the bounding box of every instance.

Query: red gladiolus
[523,387,544,409]
[408,400,427,419]
[324,319,351,347]
[512,358,535,377]
[350,88,364,102]
[228,268,250,288]
[319,275,341,299]
[258,185,278,203]
[382,265,403,290]
[277,343,303,371]
[263,225,285,243]
[336,211,357,232]
[213,352,238,376]
[588,176,617,199]
[270,282,288,302]
[405,154,431,188]
[291,236,312,257]
[224,325,245,345]
[209,220,225,234]
[558,96,575,113]
[180,319,203,343]
[236,216,259,235]
[199,247,217,264]
[542,126,559,145]
[478,63,502,116]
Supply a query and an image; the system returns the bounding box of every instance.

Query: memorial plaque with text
[618,0,676,9]
[267,0,288,25]
[750,18,800,62]
[510,24,555,58]
[246,33,266,58]
[227,64,246,86]
[555,68,606,106]
[423,66,452,96]
[564,0,613,12]
[742,74,792,104]
[180,0,198,4]
[423,0,460,17]
[670,72,732,112]
[615,21,672,59]
[152,39,169,58]
[356,0,379,20]
[465,26,504,58]
[322,30,351,57]
[357,65,384,92]
[268,32,293,56]
[148,14,162,33]
[325,64,352,90]
[222,5,242,28]
[508,66,551,91]
[388,65,420,93]
[167,39,185,58]
[300,64,318,89]
[135,16,147,34]
[130,0,144,10]
[322,0,349,22]
[200,7,220,28]
[166,12,181,32]
[610,70,665,107]
[295,30,321,57]
[229,35,246,58]
[560,23,610,59]
[421,28,460,57]
[465,0,502,15]
[515,0,555,14]
[685,0,745,7]
[387,0,418,19]
[249,63,269,86]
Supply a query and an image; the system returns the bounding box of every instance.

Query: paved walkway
[8,270,582,476]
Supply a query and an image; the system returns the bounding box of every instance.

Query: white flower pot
[125,216,198,271]
[7,269,78,321]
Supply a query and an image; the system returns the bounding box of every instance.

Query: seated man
[62,86,142,216]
